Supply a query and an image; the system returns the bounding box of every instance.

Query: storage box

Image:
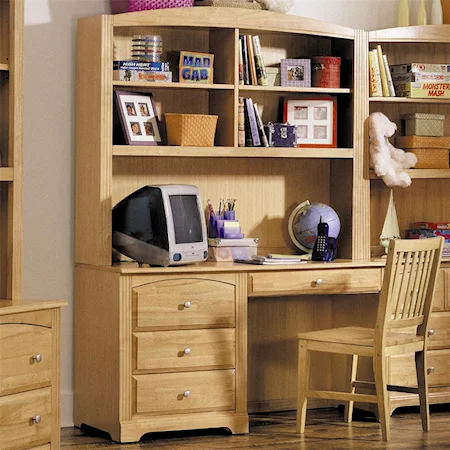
[395,135,450,149]
[165,113,218,146]
[409,148,449,169]
[208,237,258,262]
[401,113,445,137]
[266,67,281,86]
[311,56,341,88]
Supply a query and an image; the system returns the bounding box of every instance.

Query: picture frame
[114,90,161,145]
[283,96,337,148]
[280,58,311,88]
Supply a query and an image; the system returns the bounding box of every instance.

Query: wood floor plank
[62,407,450,449]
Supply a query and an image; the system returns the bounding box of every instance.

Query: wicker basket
[194,0,264,8]
[165,113,218,146]
[111,0,194,13]
[410,148,450,169]
[395,135,450,149]
[401,113,445,137]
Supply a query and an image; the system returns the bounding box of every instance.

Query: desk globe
[288,200,341,253]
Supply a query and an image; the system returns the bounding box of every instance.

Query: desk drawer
[0,387,52,450]
[134,329,235,372]
[249,268,381,296]
[428,312,450,349]
[390,349,450,387]
[133,370,235,414]
[133,278,235,330]
[0,323,52,396]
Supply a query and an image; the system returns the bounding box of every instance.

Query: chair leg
[415,350,430,432]
[297,339,310,434]
[373,353,390,441]
[344,354,359,423]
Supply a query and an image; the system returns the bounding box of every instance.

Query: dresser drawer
[428,312,450,349]
[134,329,235,372]
[248,268,381,296]
[390,349,450,387]
[0,387,52,450]
[0,323,52,396]
[134,370,235,414]
[431,269,446,312]
[133,278,235,330]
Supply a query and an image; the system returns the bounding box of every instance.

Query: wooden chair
[296,237,444,441]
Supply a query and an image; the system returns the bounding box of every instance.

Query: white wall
[22,0,432,427]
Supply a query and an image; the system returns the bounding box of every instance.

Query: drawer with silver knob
[134,329,235,372]
[0,323,52,396]
[428,312,450,349]
[132,278,235,330]
[0,387,51,450]
[133,370,235,415]
[248,268,381,296]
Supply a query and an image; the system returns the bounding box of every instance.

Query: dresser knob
[428,367,435,374]
[183,390,191,397]
[184,302,191,308]
[315,279,323,286]
[32,354,42,363]
[184,348,191,355]
[31,415,41,424]
[428,329,435,337]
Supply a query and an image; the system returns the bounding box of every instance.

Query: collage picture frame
[114,90,161,145]
[283,96,337,148]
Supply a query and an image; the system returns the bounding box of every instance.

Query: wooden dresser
[0,300,65,450]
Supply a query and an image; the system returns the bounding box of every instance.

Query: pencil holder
[208,213,223,238]
[224,210,235,220]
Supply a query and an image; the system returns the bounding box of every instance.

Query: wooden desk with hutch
[74,8,450,444]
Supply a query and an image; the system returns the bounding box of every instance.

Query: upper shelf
[111,7,355,39]
[370,97,450,104]
[369,169,450,180]
[113,146,354,158]
[0,63,9,72]
[369,25,450,43]
[0,168,14,181]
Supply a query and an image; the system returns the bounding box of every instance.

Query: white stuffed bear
[368,112,417,188]
[257,0,293,13]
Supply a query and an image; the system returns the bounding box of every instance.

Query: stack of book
[239,35,268,86]
[390,63,450,99]
[238,97,269,147]
[113,60,172,83]
[406,222,450,257]
[368,44,395,97]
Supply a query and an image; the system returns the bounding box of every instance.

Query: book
[376,45,390,96]
[391,71,450,84]
[368,51,382,97]
[243,98,253,147]
[397,81,450,98]
[252,35,268,86]
[390,62,450,74]
[238,38,244,85]
[234,255,306,264]
[382,54,396,97]
[253,102,269,147]
[246,34,258,86]
[240,35,250,85]
[244,97,261,146]
[238,97,246,147]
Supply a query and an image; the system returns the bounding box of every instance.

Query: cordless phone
[312,217,329,261]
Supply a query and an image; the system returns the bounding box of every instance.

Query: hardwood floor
[62,406,450,449]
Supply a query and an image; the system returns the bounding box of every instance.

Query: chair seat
[297,326,424,349]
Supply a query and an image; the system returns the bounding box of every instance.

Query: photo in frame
[280,58,311,88]
[114,90,161,145]
[283,96,337,148]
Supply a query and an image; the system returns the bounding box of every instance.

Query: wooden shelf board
[369,25,450,43]
[370,97,450,104]
[0,63,9,71]
[240,86,351,94]
[0,168,14,181]
[113,81,233,90]
[113,146,354,158]
[369,169,450,180]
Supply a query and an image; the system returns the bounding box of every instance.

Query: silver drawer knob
[184,348,191,355]
[32,354,42,363]
[31,415,41,424]
[428,329,435,337]
[315,279,323,285]
[184,301,191,308]
[428,367,435,374]
[183,390,191,397]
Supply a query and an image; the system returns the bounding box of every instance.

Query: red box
[410,222,450,230]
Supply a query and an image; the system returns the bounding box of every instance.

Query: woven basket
[396,135,450,149]
[165,113,218,146]
[194,0,264,8]
[401,113,445,137]
[111,0,194,13]
[410,148,450,169]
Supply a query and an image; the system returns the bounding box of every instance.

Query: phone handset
[312,216,329,261]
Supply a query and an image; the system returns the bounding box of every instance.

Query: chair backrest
[376,237,444,340]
